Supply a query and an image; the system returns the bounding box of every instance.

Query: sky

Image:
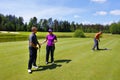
[0,0,120,25]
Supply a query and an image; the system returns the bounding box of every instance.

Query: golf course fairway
[0,34,120,80]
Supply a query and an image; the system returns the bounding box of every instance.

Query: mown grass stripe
[0,35,120,80]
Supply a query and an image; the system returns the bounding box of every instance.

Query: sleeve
[46,35,48,40]
[29,35,34,43]
[54,35,57,40]
[36,36,39,44]
[37,40,39,44]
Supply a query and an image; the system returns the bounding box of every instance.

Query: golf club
[38,45,41,66]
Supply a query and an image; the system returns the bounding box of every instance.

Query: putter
[38,46,40,66]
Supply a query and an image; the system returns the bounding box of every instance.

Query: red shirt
[95,33,101,39]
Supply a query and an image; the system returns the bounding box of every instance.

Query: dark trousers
[28,47,37,69]
[46,45,55,63]
[93,38,99,50]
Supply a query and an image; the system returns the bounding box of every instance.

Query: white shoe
[52,62,54,64]
[46,62,48,65]
[33,66,38,69]
[28,69,32,73]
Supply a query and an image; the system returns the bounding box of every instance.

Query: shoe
[28,69,32,73]
[97,49,100,50]
[46,62,48,65]
[33,66,38,69]
[52,61,54,64]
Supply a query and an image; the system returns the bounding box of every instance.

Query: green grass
[0,32,73,42]
[0,31,110,42]
[0,34,120,80]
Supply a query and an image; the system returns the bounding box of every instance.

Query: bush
[110,22,120,34]
[74,29,85,38]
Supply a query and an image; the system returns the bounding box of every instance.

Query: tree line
[0,13,120,34]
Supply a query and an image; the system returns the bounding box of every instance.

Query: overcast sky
[0,0,120,24]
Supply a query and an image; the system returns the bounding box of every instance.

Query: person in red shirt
[92,31,102,50]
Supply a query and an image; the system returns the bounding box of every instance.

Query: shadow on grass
[33,59,72,72]
[93,48,112,51]
[54,59,72,63]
